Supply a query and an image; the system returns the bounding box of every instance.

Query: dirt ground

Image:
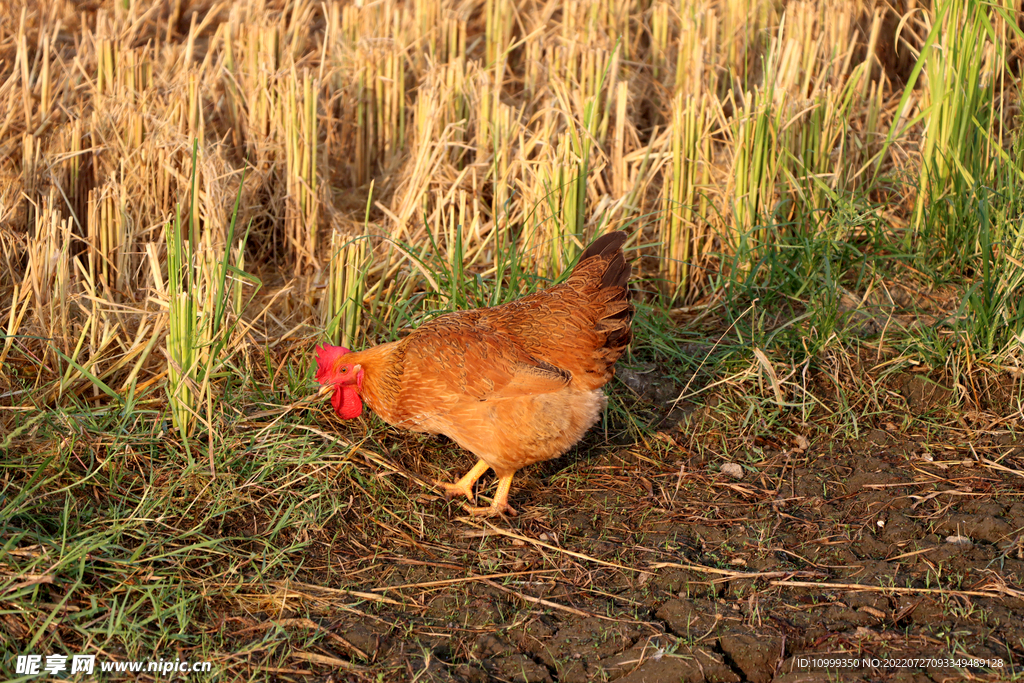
[218,373,1024,682]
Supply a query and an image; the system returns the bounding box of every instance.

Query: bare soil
[220,376,1024,682]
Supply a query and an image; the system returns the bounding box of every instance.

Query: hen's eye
[340,367,348,373]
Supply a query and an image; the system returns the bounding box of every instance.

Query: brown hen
[316,231,633,516]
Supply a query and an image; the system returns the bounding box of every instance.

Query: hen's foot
[435,459,490,504]
[461,472,517,517]
[437,479,476,502]
[463,501,518,517]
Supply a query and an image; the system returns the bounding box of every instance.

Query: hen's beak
[317,384,334,399]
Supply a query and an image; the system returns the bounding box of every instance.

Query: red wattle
[332,385,363,419]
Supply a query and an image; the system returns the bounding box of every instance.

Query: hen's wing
[385,312,572,426]
[471,234,633,391]
[389,231,631,423]
[412,314,570,395]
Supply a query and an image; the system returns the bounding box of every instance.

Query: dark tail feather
[578,231,633,357]
[578,231,627,266]
[576,231,631,288]
[602,298,633,353]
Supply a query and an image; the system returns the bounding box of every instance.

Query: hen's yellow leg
[437,459,490,503]
[464,472,517,517]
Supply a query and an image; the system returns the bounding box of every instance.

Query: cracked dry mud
[226,416,1024,683]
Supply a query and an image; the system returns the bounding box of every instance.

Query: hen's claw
[437,463,519,516]
[435,459,490,504]
[438,479,476,503]
[461,472,517,517]
[463,501,518,517]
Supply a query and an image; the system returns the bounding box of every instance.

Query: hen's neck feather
[346,341,403,409]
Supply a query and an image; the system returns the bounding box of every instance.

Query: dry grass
[1,0,1020,417]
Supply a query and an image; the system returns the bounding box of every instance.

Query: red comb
[315,344,351,384]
